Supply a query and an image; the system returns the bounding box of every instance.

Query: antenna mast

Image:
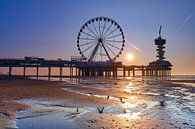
[159,26,162,38]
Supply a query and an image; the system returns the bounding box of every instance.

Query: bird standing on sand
[160,101,165,107]
[120,97,125,103]
[107,95,110,99]
[123,109,126,114]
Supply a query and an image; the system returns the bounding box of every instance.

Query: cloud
[129,43,142,52]
[125,40,142,52]
[178,13,193,31]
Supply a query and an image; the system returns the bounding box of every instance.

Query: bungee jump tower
[146,26,172,76]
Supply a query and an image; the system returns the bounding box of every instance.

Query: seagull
[97,107,104,114]
[107,95,110,99]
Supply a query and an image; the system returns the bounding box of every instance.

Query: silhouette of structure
[146,26,172,76]
[0,18,172,78]
[77,17,125,62]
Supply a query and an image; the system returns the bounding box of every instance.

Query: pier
[0,58,171,79]
[0,19,172,78]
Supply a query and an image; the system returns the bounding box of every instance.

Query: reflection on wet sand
[1,76,195,129]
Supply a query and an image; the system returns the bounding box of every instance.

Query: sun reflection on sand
[123,82,134,92]
[119,112,141,119]
[125,77,133,80]
[122,102,136,109]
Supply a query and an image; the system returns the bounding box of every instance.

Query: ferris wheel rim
[77,17,125,62]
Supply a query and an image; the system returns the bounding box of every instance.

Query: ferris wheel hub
[98,38,103,43]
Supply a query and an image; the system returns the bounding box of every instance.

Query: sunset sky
[0,0,195,75]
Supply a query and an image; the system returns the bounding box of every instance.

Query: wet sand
[0,76,115,129]
[0,76,194,129]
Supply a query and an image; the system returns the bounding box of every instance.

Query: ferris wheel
[77,17,125,62]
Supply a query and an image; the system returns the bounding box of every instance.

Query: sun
[126,53,134,61]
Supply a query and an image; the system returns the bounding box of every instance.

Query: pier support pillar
[113,70,115,77]
[75,68,78,77]
[163,70,165,76]
[105,71,108,77]
[142,69,145,76]
[160,70,162,76]
[133,69,135,76]
[128,70,130,76]
[23,67,26,77]
[59,67,62,81]
[69,67,71,77]
[9,66,12,76]
[48,67,51,80]
[107,71,109,77]
[36,67,39,79]
[70,66,74,77]
[123,68,126,77]
[78,69,81,76]
[71,67,73,77]
[82,69,85,76]
[60,67,62,77]
[113,69,117,77]
[154,70,157,76]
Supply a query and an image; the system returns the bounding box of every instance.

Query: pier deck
[0,58,171,78]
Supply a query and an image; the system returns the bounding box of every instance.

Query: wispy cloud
[178,13,193,31]
[126,40,142,52]
[129,43,142,52]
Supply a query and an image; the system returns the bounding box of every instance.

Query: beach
[0,76,194,129]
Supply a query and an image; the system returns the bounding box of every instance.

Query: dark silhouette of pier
[0,57,171,79]
[0,18,172,78]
